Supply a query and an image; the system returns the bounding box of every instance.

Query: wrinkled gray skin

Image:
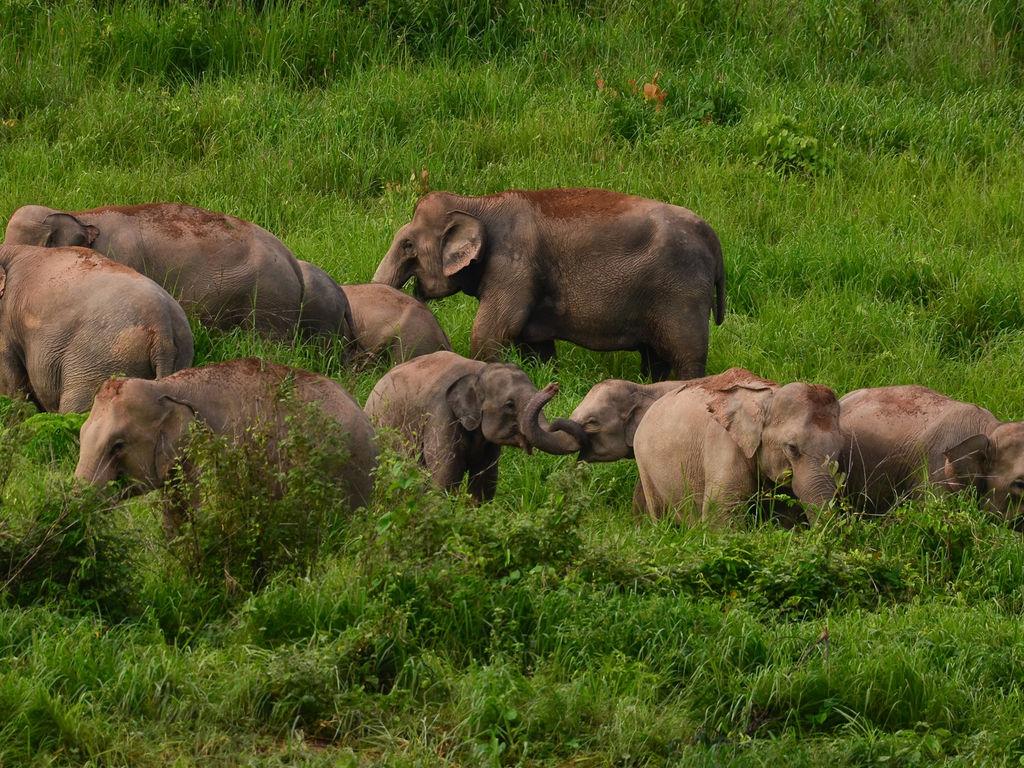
[5,203,313,336]
[364,351,575,502]
[840,385,1024,521]
[373,188,725,380]
[341,283,451,362]
[76,358,377,537]
[296,260,353,338]
[0,245,193,413]
[633,377,845,528]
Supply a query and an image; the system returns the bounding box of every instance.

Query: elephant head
[374,194,484,300]
[5,205,99,248]
[76,378,196,492]
[708,380,845,508]
[550,379,656,462]
[444,363,573,453]
[943,421,1024,521]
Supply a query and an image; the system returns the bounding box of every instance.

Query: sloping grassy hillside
[1,1,1024,764]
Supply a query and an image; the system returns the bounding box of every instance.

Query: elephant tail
[711,230,725,326]
[151,314,195,378]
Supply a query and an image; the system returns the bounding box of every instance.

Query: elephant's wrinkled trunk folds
[519,383,584,456]
[372,250,408,289]
[792,463,838,507]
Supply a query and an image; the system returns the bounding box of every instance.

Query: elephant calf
[76,358,377,536]
[0,245,193,413]
[364,350,575,501]
[633,374,845,527]
[5,203,350,339]
[341,283,451,362]
[840,385,1024,521]
[525,367,772,463]
[373,188,725,380]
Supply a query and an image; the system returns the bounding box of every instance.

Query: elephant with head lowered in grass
[75,358,377,537]
[363,350,578,502]
[840,385,1024,522]
[372,188,725,380]
[5,203,351,339]
[0,244,193,413]
[630,373,845,527]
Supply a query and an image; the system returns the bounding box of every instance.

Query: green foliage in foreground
[2,0,1024,764]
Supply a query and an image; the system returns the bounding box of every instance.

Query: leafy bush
[750,114,831,175]
[0,480,137,619]
[165,387,360,600]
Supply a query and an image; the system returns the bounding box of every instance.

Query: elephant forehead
[992,423,1024,455]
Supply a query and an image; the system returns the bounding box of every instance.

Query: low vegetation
[2,0,1023,764]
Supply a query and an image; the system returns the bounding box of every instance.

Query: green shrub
[750,114,831,175]
[165,386,360,601]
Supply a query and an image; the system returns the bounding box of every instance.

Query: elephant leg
[58,382,99,414]
[422,424,469,493]
[513,339,556,363]
[631,477,648,517]
[653,304,710,380]
[470,291,533,361]
[639,346,672,381]
[0,349,32,403]
[467,443,501,502]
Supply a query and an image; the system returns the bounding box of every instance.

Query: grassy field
[2,0,1024,764]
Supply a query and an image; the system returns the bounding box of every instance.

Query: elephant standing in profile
[0,245,193,413]
[840,385,1024,520]
[5,203,350,339]
[372,188,725,380]
[363,351,576,501]
[76,358,377,536]
[341,283,451,362]
[631,375,845,527]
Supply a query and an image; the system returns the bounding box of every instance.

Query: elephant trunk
[791,461,838,507]
[372,248,409,289]
[519,383,584,456]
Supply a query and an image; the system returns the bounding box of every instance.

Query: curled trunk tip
[519,382,581,456]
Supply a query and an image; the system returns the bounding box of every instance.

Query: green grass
[2,0,1024,764]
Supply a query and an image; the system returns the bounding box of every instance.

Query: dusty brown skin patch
[97,378,127,399]
[861,385,941,419]
[515,188,634,219]
[68,248,138,276]
[80,203,241,239]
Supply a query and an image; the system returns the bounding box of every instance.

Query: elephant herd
[2,188,1022,534]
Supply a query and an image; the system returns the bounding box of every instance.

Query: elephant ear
[446,373,482,431]
[42,212,99,248]
[942,433,991,492]
[624,401,645,448]
[706,385,772,459]
[153,394,197,481]
[440,211,484,278]
[0,266,6,300]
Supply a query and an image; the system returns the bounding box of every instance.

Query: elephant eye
[784,442,800,459]
[1012,478,1024,492]
[401,238,413,251]
[109,439,125,455]
[584,419,601,432]
[503,399,516,411]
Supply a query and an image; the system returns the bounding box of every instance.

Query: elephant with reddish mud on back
[0,244,193,413]
[75,358,377,537]
[363,351,576,502]
[4,203,328,337]
[373,188,725,380]
[632,376,845,528]
[840,385,1024,522]
[342,283,451,363]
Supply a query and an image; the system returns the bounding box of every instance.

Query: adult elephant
[372,188,725,380]
[4,203,323,337]
[0,245,193,413]
[76,358,377,537]
[364,351,576,502]
[631,376,845,527]
[840,385,1024,520]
